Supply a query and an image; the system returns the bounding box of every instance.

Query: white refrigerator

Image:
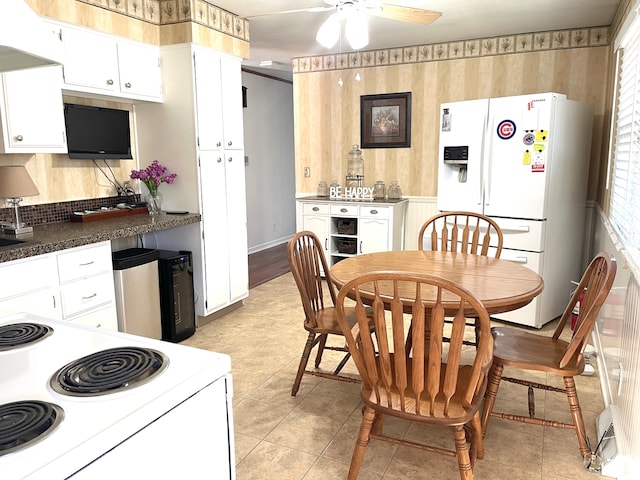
[436,92,593,328]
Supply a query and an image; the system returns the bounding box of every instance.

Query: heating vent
[613,273,640,477]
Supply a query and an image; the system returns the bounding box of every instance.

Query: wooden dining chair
[417,211,504,347]
[287,231,363,396]
[418,211,504,256]
[336,271,494,480]
[480,252,616,457]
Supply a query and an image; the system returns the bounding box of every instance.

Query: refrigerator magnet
[523,132,535,145]
[535,130,549,142]
[497,119,516,139]
[532,144,546,172]
[441,108,451,131]
[522,150,531,165]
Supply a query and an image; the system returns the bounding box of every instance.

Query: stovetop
[0,312,231,479]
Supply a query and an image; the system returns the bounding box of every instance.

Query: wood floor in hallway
[248,242,290,289]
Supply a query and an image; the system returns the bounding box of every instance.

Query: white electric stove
[0,312,235,480]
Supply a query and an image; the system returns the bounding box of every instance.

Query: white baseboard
[248,235,291,255]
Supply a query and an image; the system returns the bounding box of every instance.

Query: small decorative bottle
[387,181,402,200]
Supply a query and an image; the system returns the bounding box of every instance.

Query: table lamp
[0,165,39,235]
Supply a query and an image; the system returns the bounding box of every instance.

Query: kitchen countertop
[0,212,201,263]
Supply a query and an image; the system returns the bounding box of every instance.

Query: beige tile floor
[182,272,613,480]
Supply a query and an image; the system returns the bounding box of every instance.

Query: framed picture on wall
[360,92,412,148]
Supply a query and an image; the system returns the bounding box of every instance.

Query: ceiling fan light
[316,13,340,48]
[345,14,369,50]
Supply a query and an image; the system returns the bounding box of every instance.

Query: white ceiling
[214,0,622,80]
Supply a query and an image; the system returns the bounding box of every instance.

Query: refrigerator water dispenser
[443,146,469,182]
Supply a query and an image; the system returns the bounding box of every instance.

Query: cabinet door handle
[82,293,97,301]
[325,238,328,250]
[370,209,378,215]
[217,158,222,163]
[124,82,132,88]
[340,208,348,213]
[106,79,114,85]
[79,261,95,267]
[312,206,320,212]
[228,141,233,146]
[14,135,23,142]
[216,141,222,147]
[228,157,233,162]
[359,241,363,254]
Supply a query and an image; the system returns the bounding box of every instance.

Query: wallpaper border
[75,0,249,42]
[292,26,610,73]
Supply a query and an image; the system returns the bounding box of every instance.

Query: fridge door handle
[505,256,529,264]
[502,225,531,233]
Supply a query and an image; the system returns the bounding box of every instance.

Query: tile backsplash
[0,195,140,227]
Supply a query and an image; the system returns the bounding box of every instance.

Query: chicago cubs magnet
[523,132,535,145]
[497,120,516,140]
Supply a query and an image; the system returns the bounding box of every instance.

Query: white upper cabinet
[194,48,244,150]
[55,22,162,102]
[0,65,67,153]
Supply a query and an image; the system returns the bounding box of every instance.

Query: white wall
[241,71,296,253]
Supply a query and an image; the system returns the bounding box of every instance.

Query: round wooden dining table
[330,250,544,316]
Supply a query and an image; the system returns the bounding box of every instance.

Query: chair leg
[291,332,316,396]
[333,351,351,375]
[314,333,328,368]
[470,411,484,461]
[564,375,590,456]
[452,425,473,480]
[348,406,376,480]
[481,361,503,436]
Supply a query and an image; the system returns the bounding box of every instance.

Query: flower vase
[145,191,162,215]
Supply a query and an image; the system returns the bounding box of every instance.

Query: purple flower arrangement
[130,160,177,195]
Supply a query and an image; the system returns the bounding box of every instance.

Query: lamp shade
[0,165,39,198]
[316,13,340,48]
[345,14,369,50]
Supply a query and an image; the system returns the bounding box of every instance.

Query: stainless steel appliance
[0,312,235,479]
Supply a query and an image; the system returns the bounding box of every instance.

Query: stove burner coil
[0,400,64,456]
[51,347,168,396]
[0,323,53,351]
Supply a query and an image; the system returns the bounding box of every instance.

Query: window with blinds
[611,20,640,264]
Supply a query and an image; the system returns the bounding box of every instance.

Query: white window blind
[611,21,640,264]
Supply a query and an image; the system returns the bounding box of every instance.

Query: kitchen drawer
[359,205,389,219]
[491,218,545,252]
[331,204,358,216]
[57,242,113,283]
[302,203,329,215]
[0,254,56,300]
[59,272,115,318]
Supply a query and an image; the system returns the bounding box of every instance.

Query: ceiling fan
[245,1,442,51]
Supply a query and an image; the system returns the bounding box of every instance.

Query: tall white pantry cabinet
[135,44,249,319]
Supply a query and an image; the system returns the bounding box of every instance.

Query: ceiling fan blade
[243,6,333,20]
[373,3,442,25]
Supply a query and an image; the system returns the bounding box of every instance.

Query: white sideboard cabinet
[135,44,248,319]
[49,21,162,103]
[296,197,408,268]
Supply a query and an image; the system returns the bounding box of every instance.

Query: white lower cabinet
[0,242,118,330]
[296,198,408,268]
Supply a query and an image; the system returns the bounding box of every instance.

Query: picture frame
[360,92,412,148]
